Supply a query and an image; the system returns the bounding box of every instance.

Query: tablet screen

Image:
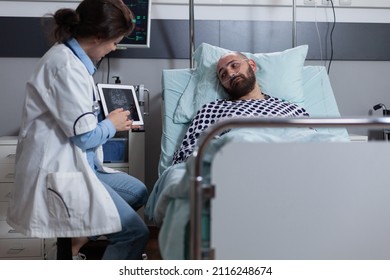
[97,83,144,126]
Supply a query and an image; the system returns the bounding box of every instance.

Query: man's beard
[223,67,256,100]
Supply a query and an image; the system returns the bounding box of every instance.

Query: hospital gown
[172,94,309,165]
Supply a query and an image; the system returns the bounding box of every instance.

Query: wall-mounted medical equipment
[118,0,152,49]
[134,84,150,117]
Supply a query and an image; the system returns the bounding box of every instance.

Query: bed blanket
[145,127,348,259]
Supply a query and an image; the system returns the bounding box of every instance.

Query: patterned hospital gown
[171,94,309,165]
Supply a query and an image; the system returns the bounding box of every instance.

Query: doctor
[7,0,149,260]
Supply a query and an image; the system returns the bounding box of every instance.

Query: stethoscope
[91,79,101,117]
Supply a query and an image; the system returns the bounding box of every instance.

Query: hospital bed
[145,43,390,260]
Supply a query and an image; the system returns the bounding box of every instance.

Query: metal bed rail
[189,116,390,260]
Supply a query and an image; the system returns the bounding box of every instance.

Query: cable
[96,57,104,70]
[95,55,111,84]
[106,56,111,83]
[327,0,336,74]
[313,1,324,64]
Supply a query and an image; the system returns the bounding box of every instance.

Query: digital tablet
[97,83,144,126]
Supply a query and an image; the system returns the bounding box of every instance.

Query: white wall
[1,1,390,188]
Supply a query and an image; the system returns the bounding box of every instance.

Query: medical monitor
[97,83,144,126]
[118,0,151,49]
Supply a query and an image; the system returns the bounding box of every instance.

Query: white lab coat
[6,44,121,238]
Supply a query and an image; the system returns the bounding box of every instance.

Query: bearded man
[171,51,309,165]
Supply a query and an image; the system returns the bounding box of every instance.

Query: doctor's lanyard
[92,100,100,117]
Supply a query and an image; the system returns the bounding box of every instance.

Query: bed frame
[150,2,390,260]
[190,117,390,259]
[154,64,390,260]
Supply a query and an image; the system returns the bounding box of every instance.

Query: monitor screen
[118,0,151,49]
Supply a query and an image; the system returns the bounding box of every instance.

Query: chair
[56,238,72,260]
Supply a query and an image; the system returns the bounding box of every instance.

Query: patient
[172,51,309,165]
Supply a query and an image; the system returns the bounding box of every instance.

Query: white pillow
[173,43,309,124]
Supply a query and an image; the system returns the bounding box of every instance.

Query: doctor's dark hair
[46,0,135,43]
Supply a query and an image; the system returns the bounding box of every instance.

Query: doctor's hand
[107,108,138,131]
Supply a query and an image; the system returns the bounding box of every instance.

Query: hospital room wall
[1,2,390,189]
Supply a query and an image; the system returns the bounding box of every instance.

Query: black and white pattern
[172,94,309,165]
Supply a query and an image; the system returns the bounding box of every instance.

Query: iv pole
[188,1,297,65]
[292,0,297,47]
[189,1,297,64]
[187,0,299,260]
[189,0,195,68]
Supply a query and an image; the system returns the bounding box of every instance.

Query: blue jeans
[95,171,149,260]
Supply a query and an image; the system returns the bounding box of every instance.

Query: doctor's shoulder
[32,44,86,80]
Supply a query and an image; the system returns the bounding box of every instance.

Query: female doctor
[6,0,149,260]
